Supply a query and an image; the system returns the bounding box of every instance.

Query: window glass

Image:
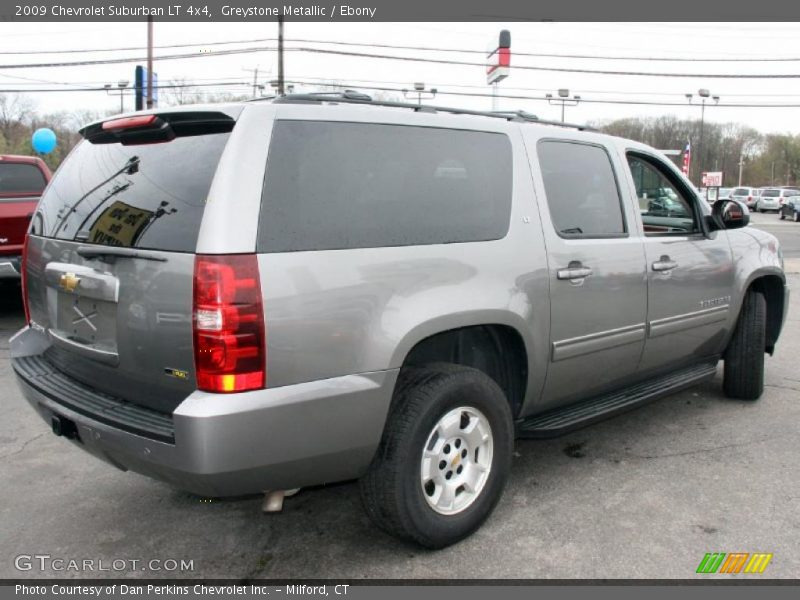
[0,162,46,194]
[627,154,698,235]
[257,121,513,252]
[762,189,780,197]
[537,141,625,237]
[34,133,230,252]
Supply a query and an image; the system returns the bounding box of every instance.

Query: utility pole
[242,67,266,98]
[686,89,719,185]
[146,16,154,109]
[277,15,285,95]
[738,150,745,186]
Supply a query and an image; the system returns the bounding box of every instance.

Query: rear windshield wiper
[76,246,167,262]
[52,155,140,237]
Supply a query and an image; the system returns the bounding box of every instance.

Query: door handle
[652,256,678,272]
[557,264,593,280]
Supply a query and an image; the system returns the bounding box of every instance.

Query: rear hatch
[25,110,238,414]
[0,159,47,255]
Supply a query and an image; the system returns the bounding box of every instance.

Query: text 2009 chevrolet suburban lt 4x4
[11,95,788,548]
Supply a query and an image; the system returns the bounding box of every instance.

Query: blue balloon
[32,128,57,154]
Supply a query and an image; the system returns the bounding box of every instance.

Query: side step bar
[516,362,718,439]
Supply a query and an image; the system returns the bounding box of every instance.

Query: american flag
[682,142,691,175]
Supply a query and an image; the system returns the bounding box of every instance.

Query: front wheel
[723,290,767,400]
[360,364,513,548]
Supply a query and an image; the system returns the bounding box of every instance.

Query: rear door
[0,160,47,256]
[622,150,734,373]
[525,136,648,410]
[25,112,237,414]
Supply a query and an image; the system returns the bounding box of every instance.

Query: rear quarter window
[33,133,231,252]
[257,121,513,252]
[0,162,46,194]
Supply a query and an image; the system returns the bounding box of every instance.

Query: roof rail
[269,92,596,131]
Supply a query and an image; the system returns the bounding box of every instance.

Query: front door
[526,137,648,410]
[622,151,735,373]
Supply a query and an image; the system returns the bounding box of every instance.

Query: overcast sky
[3,22,800,137]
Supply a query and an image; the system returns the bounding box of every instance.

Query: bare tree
[0,93,35,143]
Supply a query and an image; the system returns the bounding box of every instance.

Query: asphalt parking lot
[1,213,798,580]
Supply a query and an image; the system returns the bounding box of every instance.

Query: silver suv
[11,95,788,548]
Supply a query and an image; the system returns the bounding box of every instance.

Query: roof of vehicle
[81,92,598,140]
[0,154,48,166]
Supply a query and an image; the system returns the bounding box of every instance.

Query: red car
[0,155,52,280]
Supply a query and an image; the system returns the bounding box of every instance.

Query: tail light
[20,233,31,324]
[193,254,266,393]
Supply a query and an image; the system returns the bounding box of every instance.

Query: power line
[8,34,800,64]
[0,82,249,93]
[10,76,800,109]
[7,44,800,79]
[0,37,276,55]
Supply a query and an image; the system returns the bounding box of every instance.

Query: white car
[730,186,760,209]
[756,188,795,212]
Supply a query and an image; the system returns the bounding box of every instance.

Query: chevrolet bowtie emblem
[59,272,81,293]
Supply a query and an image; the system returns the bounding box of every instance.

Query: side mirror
[711,198,750,230]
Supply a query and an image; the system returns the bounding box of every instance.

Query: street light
[687,89,720,184]
[402,82,437,106]
[105,80,130,114]
[546,89,581,122]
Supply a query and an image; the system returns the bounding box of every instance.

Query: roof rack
[266,91,596,132]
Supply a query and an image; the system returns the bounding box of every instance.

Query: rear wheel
[780,211,786,220]
[723,290,767,400]
[360,364,513,548]
[794,211,800,222]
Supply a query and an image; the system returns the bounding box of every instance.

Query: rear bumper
[11,328,397,497]
[758,200,780,210]
[0,256,21,279]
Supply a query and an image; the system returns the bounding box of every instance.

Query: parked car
[730,186,760,209]
[10,97,788,548]
[755,187,796,212]
[718,187,733,200]
[779,195,800,221]
[0,155,51,280]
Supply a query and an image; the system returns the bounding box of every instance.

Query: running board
[517,362,718,439]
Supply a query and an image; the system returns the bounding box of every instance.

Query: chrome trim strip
[552,323,646,362]
[648,305,729,339]
[48,329,120,367]
[44,262,119,303]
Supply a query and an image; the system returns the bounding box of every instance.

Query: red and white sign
[487,30,511,85]
[702,171,723,187]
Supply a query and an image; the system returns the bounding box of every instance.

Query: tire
[780,211,786,220]
[360,364,513,548]
[794,211,800,223]
[723,290,767,400]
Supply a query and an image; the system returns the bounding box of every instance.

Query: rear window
[762,189,781,197]
[257,121,513,252]
[34,133,231,252]
[0,162,46,194]
[732,188,748,196]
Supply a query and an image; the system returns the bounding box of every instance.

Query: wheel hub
[420,406,493,515]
